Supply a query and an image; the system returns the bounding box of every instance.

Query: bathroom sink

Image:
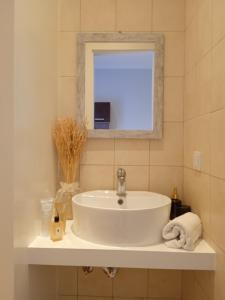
[72,190,171,246]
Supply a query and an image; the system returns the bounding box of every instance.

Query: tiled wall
[57,267,182,300]
[58,0,185,200]
[183,0,225,299]
[58,1,184,300]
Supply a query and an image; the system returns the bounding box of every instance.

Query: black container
[176,205,191,217]
[170,188,182,219]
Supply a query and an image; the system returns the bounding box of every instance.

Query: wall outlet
[193,151,202,171]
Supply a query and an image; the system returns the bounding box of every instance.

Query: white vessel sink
[72,190,171,247]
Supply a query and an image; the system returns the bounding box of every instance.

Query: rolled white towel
[162,212,202,251]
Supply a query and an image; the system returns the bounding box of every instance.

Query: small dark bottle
[170,187,182,219]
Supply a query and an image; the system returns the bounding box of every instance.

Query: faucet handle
[117,168,126,179]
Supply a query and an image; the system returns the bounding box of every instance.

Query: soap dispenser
[170,187,182,219]
[50,210,64,241]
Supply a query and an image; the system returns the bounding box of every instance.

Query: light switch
[193,151,202,171]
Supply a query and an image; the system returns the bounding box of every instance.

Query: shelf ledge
[28,221,216,270]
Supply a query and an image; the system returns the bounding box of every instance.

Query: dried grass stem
[53,118,87,183]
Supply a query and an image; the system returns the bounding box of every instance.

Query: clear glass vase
[55,182,80,222]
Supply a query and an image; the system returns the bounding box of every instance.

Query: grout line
[78,296,147,299]
[80,163,184,167]
[212,32,225,50]
[184,165,225,183]
[184,108,225,124]
[209,106,225,115]
[183,112,211,123]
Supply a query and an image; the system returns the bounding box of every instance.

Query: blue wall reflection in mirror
[94,51,154,130]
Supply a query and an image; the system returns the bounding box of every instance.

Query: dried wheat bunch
[53,118,87,183]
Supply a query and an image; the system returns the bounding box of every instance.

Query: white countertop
[28,221,216,270]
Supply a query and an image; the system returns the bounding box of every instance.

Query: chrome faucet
[116,168,126,197]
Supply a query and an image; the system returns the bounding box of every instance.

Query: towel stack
[162,212,202,251]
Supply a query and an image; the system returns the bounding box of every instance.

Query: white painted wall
[14,0,58,299]
[0,1,14,299]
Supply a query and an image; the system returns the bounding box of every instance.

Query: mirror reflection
[77,33,164,139]
[94,50,154,130]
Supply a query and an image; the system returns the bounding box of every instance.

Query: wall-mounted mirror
[77,33,164,139]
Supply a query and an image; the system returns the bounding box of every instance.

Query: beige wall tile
[150,122,183,166]
[115,139,150,166]
[196,51,212,116]
[210,109,225,179]
[59,0,80,31]
[185,0,197,29]
[148,269,181,298]
[184,115,210,173]
[59,32,77,76]
[197,0,212,60]
[184,68,197,120]
[182,271,196,300]
[78,267,112,296]
[183,1,225,300]
[149,298,179,300]
[164,77,183,122]
[29,266,57,300]
[212,38,225,112]
[212,0,225,45]
[116,0,152,32]
[214,247,225,300]
[115,298,146,300]
[153,0,184,31]
[182,270,211,300]
[210,177,225,252]
[81,139,114,165]
[184,51,212,119]
[114,165,149,190]
[184,49,212,118]
[80,165,114,191]
[58,266,77,296]
[58,77,77,117]
[183,168,210,235]
[149,166,183,198]
[185,18,198,74]
[113,268,148,297]
[81,0,115,31]
[79,297,111,300]
[195,270,215,300]
[164,32,185,77]
[194,280,209,300]
[59,296,76,300]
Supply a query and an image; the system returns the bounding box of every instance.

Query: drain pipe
[102,267,118,278]
[82,266,119,278]
[82,266,94,275]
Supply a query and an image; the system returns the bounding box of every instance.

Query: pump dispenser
[50,209,64,241]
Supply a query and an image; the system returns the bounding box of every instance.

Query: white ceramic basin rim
[72,190,171,247]
[73,190,170,211]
